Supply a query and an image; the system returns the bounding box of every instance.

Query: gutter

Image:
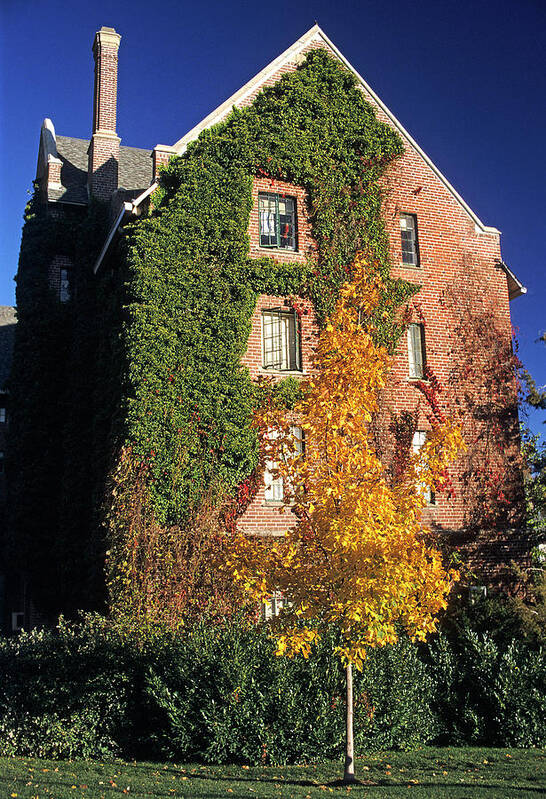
[93,182,162,274]
[496,261,527,301]
[93,201,134,274]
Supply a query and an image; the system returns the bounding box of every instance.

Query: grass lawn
[1,747,544,798]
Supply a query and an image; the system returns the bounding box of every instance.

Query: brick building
[10,25,529,624]
[0,307,16,630]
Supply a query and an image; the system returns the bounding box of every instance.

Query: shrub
[427,623,546,747]
[0,615,140,758]
[0,611,544,762]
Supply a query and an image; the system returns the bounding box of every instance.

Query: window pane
[259,194,278,247]
[400,214,418,266]
[59,268,71,303]
[264,458,283,501]
[264,428,283,502]
[412,431,434,504]
[259,192,296,250]
[262,310,301,371]
[408,323,425,379]
[263,311,283,369]
[0,407,5,424]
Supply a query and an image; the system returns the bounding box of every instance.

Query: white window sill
[258,369,306,377]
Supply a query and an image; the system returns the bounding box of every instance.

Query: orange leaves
[224,253,462,667]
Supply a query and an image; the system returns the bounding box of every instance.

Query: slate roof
[50,136,153,205]
[0,307,16,392]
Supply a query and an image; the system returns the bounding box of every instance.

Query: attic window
[259,193,296,250]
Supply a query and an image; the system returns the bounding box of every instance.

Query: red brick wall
[237,41,522,537]
[89,29,121,200]
[92,33,120,135]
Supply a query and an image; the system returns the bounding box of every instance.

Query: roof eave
[93,202,134,274]
[497,261,527,300]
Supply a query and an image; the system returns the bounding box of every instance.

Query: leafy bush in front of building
[0,612,543,762]
[0,616,139,758]
[427,622,546,748]
[0,616,436,762]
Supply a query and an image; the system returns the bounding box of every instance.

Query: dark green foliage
[115,49,413,527]
[0,616,137,758]
[142,624,436,763]
[427,625,545,747]
[1,613,543,763]
[0,617,435,763]
[10,49,415,615]
[8,198,109,615]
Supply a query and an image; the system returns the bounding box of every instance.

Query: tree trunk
[343,662,356,784]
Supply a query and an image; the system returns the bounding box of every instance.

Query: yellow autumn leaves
[225,253,464,669]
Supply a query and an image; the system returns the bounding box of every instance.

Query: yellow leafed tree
[224,253,463,783]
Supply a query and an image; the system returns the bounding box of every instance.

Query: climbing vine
[107,49,415,538]
[11,49,422,618]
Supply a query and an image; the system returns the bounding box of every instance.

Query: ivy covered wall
[111,50,414,526]
[10,49,418,617]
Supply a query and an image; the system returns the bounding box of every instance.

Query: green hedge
[0,613,544,763]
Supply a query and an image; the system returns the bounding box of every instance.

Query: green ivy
[11,49,419,616]
[113,49,416,528]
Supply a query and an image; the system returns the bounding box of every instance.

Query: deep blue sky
[1,0,545,431]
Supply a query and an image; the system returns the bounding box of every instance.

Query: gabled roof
[169,24,499,235]
[96,25,526,297]
[36,121,153,205]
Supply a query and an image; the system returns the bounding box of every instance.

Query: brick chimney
[88,26,121,201]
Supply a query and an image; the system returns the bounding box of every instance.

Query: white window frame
[412,430,435,505]
[264,425,304,504]
[261,308,301,372]
[59,267,71,303]
[262,590,290,620]
[407,323,426,379]
[400,213,420,266]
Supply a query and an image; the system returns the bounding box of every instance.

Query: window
[412,430,435,505]
[262,308,301,371]
[264,425,304,504]
[259,193,296,250]
[59,267,71,303]
[262,591,289,620]
[407,323,426,379]
[0,405,5,424]
[400,214,419,266]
